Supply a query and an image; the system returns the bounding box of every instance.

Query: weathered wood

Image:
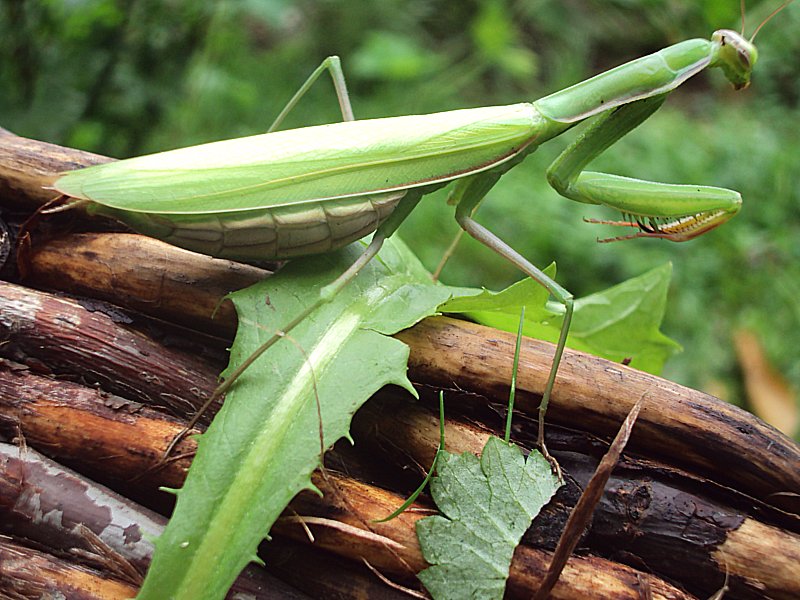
[9,231,800,512]
[26,232,268,335]
[0,537,139,600]
[258,537,419,600]
[0,362,198,492]
[0,443,314,599]
[0,280,221,421]
[0,364,695,600]
[0,443,160,580]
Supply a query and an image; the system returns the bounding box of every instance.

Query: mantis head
[714,0,796,90]
[711,29,758,90]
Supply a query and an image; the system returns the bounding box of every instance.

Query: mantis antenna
[750,0,793,41]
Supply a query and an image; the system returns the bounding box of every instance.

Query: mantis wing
[55,104,544,214]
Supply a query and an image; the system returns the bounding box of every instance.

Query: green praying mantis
[47,14,778,462]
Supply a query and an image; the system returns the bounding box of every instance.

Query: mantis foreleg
[547,94,741,241]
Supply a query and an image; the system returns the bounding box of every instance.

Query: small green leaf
[417,437,561,599]
[137,237,451,599]
[557,262,681,373]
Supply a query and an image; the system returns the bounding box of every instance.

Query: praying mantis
[48,20,772,462]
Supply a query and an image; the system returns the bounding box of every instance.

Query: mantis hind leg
[161,190,423,460]
[227,189,422,386]
[268,56,355,132]
[453,173,573,472]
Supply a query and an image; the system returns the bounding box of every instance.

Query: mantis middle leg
[450,94,743,465]
[451,171,574,470]
[268,55,355,131]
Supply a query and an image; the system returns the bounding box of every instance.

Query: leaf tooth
[306,481,324,498]
[250,554,266,568]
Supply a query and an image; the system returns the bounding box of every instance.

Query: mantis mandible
[49,26,765,461]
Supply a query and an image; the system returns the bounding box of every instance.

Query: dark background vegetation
[1,0,798,419]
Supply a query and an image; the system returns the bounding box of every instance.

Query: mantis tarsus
[50,25,766,463]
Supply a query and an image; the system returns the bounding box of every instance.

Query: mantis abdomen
[88,190,406,260]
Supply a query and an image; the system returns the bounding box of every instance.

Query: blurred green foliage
[2,0,798,410]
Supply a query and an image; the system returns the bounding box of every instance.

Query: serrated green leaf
[417,437,561,599]
[442,263,680,374]
[137,237,451,600]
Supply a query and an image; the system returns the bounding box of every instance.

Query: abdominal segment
[92,191,405,261]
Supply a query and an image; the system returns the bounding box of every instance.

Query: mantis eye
[737,49,751,69]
